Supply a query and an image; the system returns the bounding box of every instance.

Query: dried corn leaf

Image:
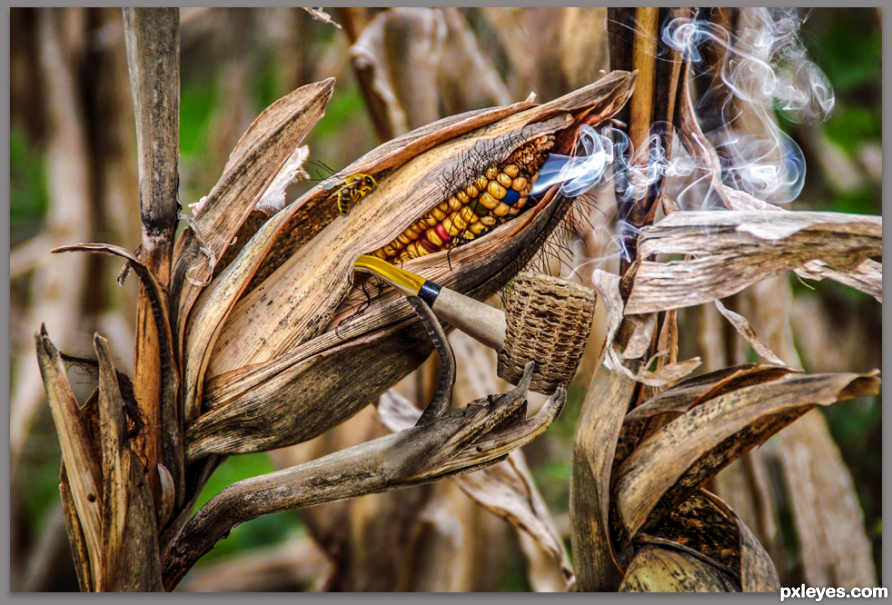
[796,258,882,304]
[571,358,637,591]
[623,364,799,425]
[53,243,183,501]
[94,335,163,591]
[625,211,881,315]
[713,300,786,366]
[456,452,575,592]
[169,78,335,354]
[700,491,780,592]
[591,269,700,387]
[614,371,881,542]
[35,328,103,586]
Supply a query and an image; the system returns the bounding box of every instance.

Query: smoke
[537,8,832,212]
[536,9,834,276]
[663,8,833,204]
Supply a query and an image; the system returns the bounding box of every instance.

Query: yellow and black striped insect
[326,173,379,215]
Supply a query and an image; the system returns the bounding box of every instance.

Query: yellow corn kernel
[469,221,487,235]
[508,206,520,216]
[426,227,443,248]
[497,173,512,188]
[511,176,528,192]
[478,192,499,209]
[487,181,507,200]
[485,165,499,180]
[515,196,528,209]
[372,248,388,260]
[431,206,447,221]
[503,164,519,178]
[397,233,412,246]
[438,201,450,213]
[447,196,463,211]
[480,215,497,227]
[456,190,470,204]
[493,202,511,217]
[443,214,461,236]
[459,205,478,223]
[475,175,489,191]
[423,214,438,227]
[460,230,476,241]
[465,184,479,199]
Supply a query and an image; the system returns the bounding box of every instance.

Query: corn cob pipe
[354,255,597,394]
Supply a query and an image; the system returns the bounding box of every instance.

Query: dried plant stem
[123,7,181,509]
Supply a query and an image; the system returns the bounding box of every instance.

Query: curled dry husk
[180,71,636,462]
[608,365,880,590]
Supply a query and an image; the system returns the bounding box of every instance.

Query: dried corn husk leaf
[60,465,92,592]
[94,335,163,591]
[700,491,780,592]
[184,73,635,458]
[713,300,786,366]
[625,211,882,315]
[35,328,103,586]
[591,269,701,387]
[735,273,877,587]
[619,546,738,592]
[571,356,637,592]
[53,243,183,501]
[623,364,799,426]
[614,371,881,542]
[796,258,882,304]
[169,78,335,356]
[456,452,575,592]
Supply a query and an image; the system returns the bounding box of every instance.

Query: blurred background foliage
[10,7,881,591]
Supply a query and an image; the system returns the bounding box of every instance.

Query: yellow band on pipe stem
[354,255,428,297]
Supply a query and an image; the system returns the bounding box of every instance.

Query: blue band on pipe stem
[418,281,442,307]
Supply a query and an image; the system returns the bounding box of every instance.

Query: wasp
[325,173,379,215]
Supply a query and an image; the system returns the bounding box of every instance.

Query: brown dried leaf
[35,328,103,586]
[591,269,700,387]
[614,371,881,542]
[53,243,183,502]
[456,452,575,592]
[796,258,882,304]
[571,358,637,591]
[700,491,780,592]
[714,300,786,366]
[625,211,882,314]
[169,78,335,356]
[624,364,799,425]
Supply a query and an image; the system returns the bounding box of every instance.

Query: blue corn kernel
[503,188,521,206]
